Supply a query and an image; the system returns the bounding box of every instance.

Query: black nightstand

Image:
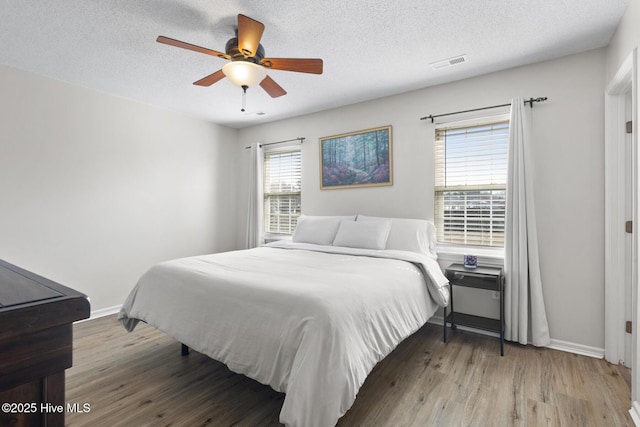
[444,263,504,356]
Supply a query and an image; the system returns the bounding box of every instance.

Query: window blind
[434,120,509,247]
[263,149,301,234]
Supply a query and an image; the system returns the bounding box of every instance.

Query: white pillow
[292,215,355,245]
[356,215,437,256]
[332,219,391,250]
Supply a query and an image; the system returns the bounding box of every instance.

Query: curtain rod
[420,97,548,123]
[245,137,305,149]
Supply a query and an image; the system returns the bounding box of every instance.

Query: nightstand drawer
[445,273,500,291]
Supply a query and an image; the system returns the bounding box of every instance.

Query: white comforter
[118,241,449,427]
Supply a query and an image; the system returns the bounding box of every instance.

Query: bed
[118,215,449,427]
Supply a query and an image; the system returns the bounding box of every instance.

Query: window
[434,119,509,247]
[263,148,301,235]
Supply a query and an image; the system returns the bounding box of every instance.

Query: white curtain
[246,142,264,249]
[504,97,551,346]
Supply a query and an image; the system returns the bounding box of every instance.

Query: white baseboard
[429,316,605,358]
[77,304,122,322]
[630,401,640,426]
[546,338,604,359]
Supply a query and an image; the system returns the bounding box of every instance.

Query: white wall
[0,47,608,349]
[607,0,640,82]
[0,65,238,312]
[237,48,607,350]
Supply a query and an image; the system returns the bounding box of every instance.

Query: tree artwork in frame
[320,125,393,189]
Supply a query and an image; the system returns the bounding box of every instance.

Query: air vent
[430,54,468,70]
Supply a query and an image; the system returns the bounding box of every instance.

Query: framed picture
[320,125,393,189]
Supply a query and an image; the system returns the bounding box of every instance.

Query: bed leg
[181,343,189,356]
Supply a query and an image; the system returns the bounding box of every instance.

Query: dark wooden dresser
[0,259,90,427]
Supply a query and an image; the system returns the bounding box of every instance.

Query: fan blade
[157,36,230,60]
[260,58,323,74]
[193,70,226,86]
[237,14,264,57]
[260,75,287,98]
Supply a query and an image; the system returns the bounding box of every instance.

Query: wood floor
[66,315,633,426]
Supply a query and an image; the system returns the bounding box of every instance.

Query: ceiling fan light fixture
[222,61,266,88]
[157,14,322,100]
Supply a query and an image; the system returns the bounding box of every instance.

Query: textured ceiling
[0,1,628,128]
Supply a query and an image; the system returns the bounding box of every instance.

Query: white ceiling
[0,1,628,128]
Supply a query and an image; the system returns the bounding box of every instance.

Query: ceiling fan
[157,14,323,110]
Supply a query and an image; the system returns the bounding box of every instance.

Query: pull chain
[241,85,248,112]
